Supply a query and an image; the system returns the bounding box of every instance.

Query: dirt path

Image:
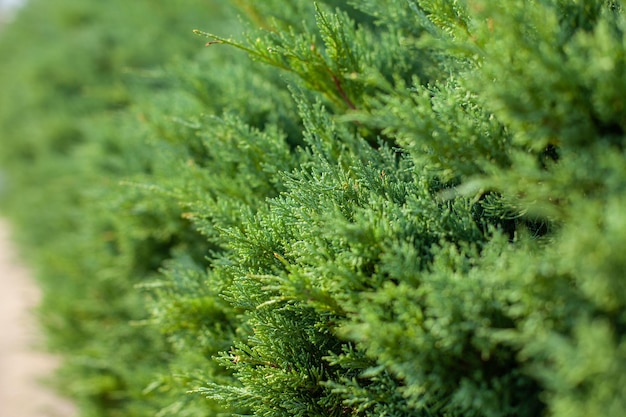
[0,219,77,417]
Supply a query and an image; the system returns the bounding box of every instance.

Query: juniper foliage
[0,0,624,417]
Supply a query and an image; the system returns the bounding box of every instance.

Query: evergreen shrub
[0,0,624,416]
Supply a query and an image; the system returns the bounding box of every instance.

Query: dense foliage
[1,1,624,417]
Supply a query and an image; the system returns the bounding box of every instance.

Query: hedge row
[1,1,625,417]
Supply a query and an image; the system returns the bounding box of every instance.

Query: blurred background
[2,2,70,416]
[0,1,237,416]
[0,0,22,23]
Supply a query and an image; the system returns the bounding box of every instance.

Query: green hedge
[1,1,625,417]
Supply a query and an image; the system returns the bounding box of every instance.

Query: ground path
[0,219,77,417]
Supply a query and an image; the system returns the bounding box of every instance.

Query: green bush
[1,1,624,416]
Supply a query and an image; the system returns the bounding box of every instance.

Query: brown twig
[330,72,356,110]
